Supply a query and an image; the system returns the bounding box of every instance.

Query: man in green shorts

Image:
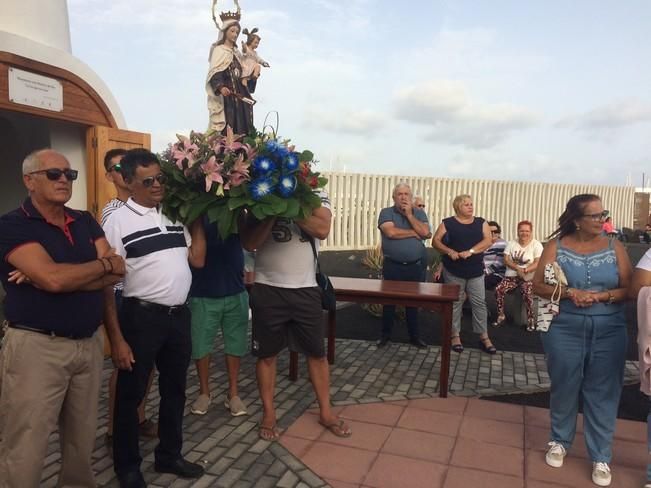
[189,216,249,416]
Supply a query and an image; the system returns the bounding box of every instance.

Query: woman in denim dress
[533,194,632,487]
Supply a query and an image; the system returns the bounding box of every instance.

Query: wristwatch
[606,291,615,305]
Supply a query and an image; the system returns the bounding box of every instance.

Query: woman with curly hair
[532,194,631,487]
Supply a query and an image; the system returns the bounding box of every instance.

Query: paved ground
[282,397,647,487]
[39,332,642,487]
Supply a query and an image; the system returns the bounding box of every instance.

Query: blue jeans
[541,311,626,463]
[381,259,421,339]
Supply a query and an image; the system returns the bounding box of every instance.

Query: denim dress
[540,238,626,463]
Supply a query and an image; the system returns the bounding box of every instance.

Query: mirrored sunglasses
[141,173,167,188]
[29,168,79,181]
[108,163,122,173]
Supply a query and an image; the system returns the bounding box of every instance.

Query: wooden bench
[246,274,460,398]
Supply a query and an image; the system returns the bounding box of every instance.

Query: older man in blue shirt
[377,183,431,348]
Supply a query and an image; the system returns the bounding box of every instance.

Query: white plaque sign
[8,67,63,112]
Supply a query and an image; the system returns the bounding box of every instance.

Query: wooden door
[86,126,151,221]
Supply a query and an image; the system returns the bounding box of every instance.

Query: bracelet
[103,257,114,274]
[98,258,109,274]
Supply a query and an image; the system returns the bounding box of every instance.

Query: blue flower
[250,177,275,200]
[265,139,289,159]
[284,152,300,172]
[252,156,276,175]
[278,175,297,197]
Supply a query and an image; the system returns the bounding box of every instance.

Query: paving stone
[276,470,299,488]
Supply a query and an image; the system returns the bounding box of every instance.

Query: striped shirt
[483,238,507,277]
[103,198,192,306]
[101,198,127,290]
[101,198,126,226]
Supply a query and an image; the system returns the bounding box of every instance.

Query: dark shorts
[250,283,325,358]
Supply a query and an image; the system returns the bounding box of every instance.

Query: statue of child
[239,27,269,92]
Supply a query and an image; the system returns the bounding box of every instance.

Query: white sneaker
[224,395,248,417]
[545,441,567,468]
[190,393,211,415]
[592,462,611,487]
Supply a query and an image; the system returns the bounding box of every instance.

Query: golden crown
[219,10,241,22]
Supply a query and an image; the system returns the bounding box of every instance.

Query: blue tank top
[441,216,485,278]
[556,238,623,316]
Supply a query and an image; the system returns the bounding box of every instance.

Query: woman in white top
[492,220,544,331]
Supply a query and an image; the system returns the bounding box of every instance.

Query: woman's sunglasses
[141,173,168,188]
[29,168,79,181]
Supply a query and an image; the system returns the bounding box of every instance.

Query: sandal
[451,335,464,353]
[479,337,497,355]
[491,314,506,327]
[258,423,281,442]
[318,418,352,438]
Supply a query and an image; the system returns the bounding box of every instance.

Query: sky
[67,0,651,186]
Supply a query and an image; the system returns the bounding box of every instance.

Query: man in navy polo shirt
[377,183,431,348]
[0,149,126,487]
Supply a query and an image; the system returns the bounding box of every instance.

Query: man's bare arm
[296,206,332,240]
[187,219,207,269]
[240,211,277,251]
[379,222,418,239]
[7,239,125,293]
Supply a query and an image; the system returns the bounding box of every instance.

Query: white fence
[322,172,635,250]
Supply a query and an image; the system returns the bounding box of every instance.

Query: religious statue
[206,0,255,135]
[240,27,270,93]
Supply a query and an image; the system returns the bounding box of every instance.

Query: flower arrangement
[160,127,328,238]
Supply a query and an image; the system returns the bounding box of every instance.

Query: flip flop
[318,418,352,438]
[258,423,281,442]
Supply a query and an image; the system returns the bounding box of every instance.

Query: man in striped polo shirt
[101,148,158,452]
[103,149,206,488]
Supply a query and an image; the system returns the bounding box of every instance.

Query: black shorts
[250,283,325,358]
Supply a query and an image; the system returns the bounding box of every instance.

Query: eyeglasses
[29,168,78,181]
[583,210,609,221]
[140,173,167,188]
[417,204,425,208]
[490,230,500,235]
[108,163,122,173]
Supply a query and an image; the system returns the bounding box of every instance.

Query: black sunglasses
[141,173,167,188]
[108,163,122,173]
[29,168,78,181]
[417,204,426,208]
[490,230,500,234]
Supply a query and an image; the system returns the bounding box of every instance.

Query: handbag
[535,261,568,332]
[308,236,337,312]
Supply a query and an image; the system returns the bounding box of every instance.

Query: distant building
[0,0,149,217]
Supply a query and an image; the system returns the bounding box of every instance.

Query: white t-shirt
[254,190,331,289]
[637,248,651,271]
[504,239,544,279]
[104,198,192,306]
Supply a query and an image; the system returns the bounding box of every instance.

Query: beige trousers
[0,328,104,488]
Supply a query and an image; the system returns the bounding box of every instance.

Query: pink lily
[172,135,199,170]
[200,155,224,192]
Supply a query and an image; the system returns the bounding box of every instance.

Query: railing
[322,172,635,250]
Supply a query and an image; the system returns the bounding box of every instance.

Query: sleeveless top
[556,237,623,316]
[441,216,485,279]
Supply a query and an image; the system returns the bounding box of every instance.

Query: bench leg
[289,351,298,381]
[439,304,452,398]
[327,310,336,365]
